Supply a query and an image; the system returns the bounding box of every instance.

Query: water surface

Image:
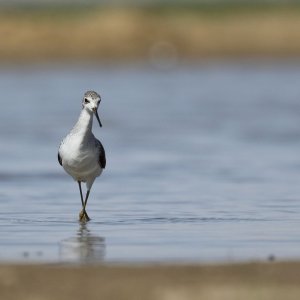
[1,61,300,263]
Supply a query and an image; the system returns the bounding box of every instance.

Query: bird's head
[82,90,102,127]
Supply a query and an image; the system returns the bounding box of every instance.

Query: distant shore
[1,261,300,300]
[1,6,300,62]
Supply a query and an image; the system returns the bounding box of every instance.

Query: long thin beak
[94,109,102,127]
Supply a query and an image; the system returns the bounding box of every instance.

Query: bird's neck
[73,108,93,135]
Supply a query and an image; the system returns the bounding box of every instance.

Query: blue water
[1,61,300,263]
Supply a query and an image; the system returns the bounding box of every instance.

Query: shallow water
[1,61,300,263]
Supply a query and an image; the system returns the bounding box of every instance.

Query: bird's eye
[84,98,90,104]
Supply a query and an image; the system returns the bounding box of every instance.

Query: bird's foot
[79,210,91,222]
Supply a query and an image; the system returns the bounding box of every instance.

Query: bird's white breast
[59,134,102,182]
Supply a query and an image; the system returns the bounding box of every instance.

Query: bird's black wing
[58,152,62,166]
[95,139,106,169]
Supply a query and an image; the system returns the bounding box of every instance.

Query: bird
[58,91,106,222]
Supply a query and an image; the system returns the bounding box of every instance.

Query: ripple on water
[1,62,300,263]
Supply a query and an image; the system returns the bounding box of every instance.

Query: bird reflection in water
[59,223,105,263]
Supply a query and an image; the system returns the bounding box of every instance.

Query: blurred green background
[0,0,300,63]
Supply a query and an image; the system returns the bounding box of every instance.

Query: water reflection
[2,63,300,263]
[59,223,105,264]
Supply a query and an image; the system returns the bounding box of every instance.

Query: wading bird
[58,91,106,222]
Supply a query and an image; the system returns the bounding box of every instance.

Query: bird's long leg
[83,190,90,211]
[79,190,91,222]
[78,181,84,207]
[78,181,90,221]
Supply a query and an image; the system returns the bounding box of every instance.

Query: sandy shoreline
[1,7,300,62]
[1,261,300,300]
